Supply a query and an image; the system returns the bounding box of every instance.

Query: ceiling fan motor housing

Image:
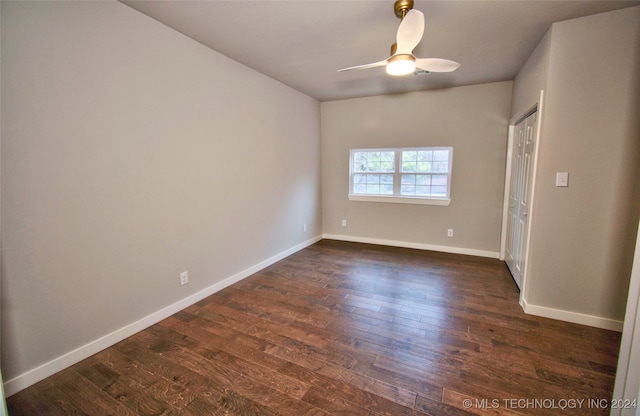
[394,0,414,18]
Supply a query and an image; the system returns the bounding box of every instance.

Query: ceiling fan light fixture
[386,54,415,76]
[338,5,459,76]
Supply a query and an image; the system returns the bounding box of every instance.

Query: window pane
[402,162,416,172]
[354,183,366,193]
[434,150,449,161]
[416,185,431,196]
[401,151,418,172]
[432,175,448,186]
[416,175,431,186]
[432,162,448,172]
[366,184,380,193]
[354,151,396,172]
[381,151,395,162]
[366,174,380,184]
[353,174,366,194]
[367,161,381,171]
[352,173,395,195]
[417,150,432,162]
[353,152,368,172]
[417,162,430,172]
[432,186,447,197]
[401,174,418,195]
[401,174,415,185]
[401,185,415,195]
[402,151,417,162]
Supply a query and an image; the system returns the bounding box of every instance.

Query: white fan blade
[338,59,388,72]
[396,9,424,55]
[415,58,460,72]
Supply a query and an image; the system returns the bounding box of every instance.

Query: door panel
[506,120,524,279]
[506,111,537,289]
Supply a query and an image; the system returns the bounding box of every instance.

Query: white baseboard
[520,297,624,332]
[3,235,322,397]
[322,234,500,259]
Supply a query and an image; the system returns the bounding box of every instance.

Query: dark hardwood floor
[7,240,621,415]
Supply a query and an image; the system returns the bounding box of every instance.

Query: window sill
[348,194,451,206]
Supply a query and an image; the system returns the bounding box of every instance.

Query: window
[349,147,453,205]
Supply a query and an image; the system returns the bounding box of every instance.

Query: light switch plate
[555,172,569,187]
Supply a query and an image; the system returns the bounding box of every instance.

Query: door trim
[499,124,514,261]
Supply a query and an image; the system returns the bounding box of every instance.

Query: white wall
[1,0,321,393]
[321,82,513,257]
[512,6,640,328]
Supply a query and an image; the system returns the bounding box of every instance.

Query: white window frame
[348,147,453,206]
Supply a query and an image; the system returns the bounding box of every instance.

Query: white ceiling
[121,0,640,102]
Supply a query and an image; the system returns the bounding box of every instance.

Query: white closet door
[506,111,537,289]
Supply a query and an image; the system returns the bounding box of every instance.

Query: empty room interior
[2,0,640,414]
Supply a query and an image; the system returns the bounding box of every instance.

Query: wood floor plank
[180,388,279,416]
[8,376,89,416]
[301,385,370,416]
[213,350,310,400]
[7,240,621,415]
[53,367,138,416]
[277,360,431,416]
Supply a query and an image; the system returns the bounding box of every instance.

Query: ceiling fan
[338,0,460,76]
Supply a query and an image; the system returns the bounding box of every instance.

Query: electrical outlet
[341,219,347,227]
[303,224,307,232]
[447,229,454,237]
[180,271,188,286]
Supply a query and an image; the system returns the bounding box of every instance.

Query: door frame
[612,217,640,415]
[500,90,545,306]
